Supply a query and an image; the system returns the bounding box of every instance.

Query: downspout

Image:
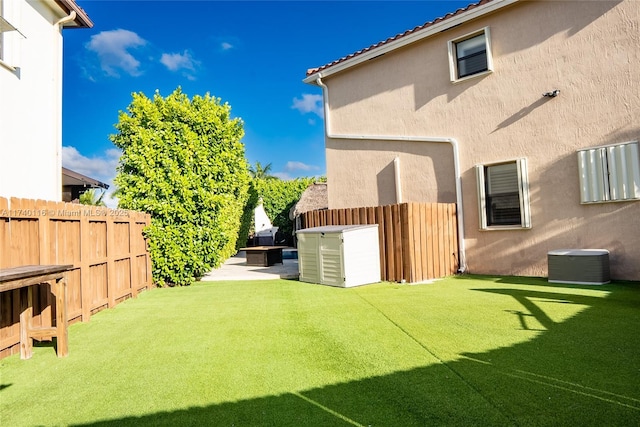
[316,77,467,273]
[52,11,76,201]
[394,156,402,203]
[55,11,77,26]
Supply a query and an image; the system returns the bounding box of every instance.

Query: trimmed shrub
[112,88,250,286]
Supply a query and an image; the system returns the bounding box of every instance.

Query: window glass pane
[487,193,521,225]
[456,34,486,58]
[458,54,487,78]
[456,33,487,78]
[487,163,518,194]
[486,163,521,226]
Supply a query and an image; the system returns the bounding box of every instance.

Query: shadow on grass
[73,279,640,427]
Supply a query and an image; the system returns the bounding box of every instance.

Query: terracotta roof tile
[306,0,494,77]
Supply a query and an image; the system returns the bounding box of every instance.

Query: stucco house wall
[0,0,91,201]
[308,0,640,280]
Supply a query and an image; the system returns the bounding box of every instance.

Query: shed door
[298,233,320,283]
[320,233,344,286]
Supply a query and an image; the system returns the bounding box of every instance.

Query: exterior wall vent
[548,249,610,285]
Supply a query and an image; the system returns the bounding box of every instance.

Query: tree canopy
[112,88,250,286]
[249,161,277,180]
[79,189,106,206]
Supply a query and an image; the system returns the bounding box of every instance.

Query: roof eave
[62,167,109,189]
[303,0,519,85]
[54,0,94,28]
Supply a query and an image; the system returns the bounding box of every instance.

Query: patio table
[240,246,288,267]
[0,265,72,359]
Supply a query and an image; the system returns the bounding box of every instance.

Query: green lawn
[1,276,639,426]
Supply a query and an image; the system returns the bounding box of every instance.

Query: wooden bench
[0,265,72,359]
[241,246,288,267]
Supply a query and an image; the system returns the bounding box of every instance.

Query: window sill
[580,198,640,205]
[480,225,531,231]
[451,69,492,84]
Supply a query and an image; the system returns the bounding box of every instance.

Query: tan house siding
[314,0,640,279]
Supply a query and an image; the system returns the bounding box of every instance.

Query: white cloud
[272,161,322,180]
[273,172,293,180]
[160,50,200,80]
[292,94,324,118]
[283,161,319,173]
[86,29,147,77]
[160,50,198,72]
[62,146,121,208]
[213,36,240,53]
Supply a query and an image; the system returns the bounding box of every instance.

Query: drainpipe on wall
[315,77,467,273]
[393,156,402,204]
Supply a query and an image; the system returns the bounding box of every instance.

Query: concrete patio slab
[200,249,299,281]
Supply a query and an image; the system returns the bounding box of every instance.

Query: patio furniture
[241,246,287,267]
[0,265,72,359]
[255,227,279,246]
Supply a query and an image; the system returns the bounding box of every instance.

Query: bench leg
[53,278,68,357]
[20,286,34,360]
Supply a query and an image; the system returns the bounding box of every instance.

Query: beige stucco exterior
[309,0,640,280]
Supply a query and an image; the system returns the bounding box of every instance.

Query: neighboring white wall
[0,0,64,201]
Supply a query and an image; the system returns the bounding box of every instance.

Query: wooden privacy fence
[0,197,152,359]
[301,202,458,283]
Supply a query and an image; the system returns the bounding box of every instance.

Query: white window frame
[0,0,21,72]
[577,141,640,204]
[448,27,494,83]
[476,158,531,230]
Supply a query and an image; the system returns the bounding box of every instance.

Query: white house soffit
[303,0,520,84]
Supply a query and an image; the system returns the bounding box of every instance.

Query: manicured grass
[1,276,639,426]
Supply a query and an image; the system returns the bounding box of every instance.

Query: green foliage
[238,177,316,248]
[236,182,260,249]
[112,88,250,286]
[79,189,106,206]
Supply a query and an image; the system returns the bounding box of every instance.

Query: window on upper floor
[476,158,531,230]
[0,0,22,70]
[0,0,6,62]
[448,27,493,83]
[577,141,640,204]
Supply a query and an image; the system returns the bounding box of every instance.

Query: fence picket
[300,202,458,283]
[0,196,152,359]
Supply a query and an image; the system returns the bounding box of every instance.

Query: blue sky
[61,0,472,202]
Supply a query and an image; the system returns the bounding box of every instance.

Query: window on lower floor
[476,158,531,230]
[577,141,640,204]
[448,27,493,82]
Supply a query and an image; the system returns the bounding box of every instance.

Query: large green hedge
[237,177,316,248]
[112,88,250,286]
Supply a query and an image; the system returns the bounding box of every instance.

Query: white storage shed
[297,225,381,287]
